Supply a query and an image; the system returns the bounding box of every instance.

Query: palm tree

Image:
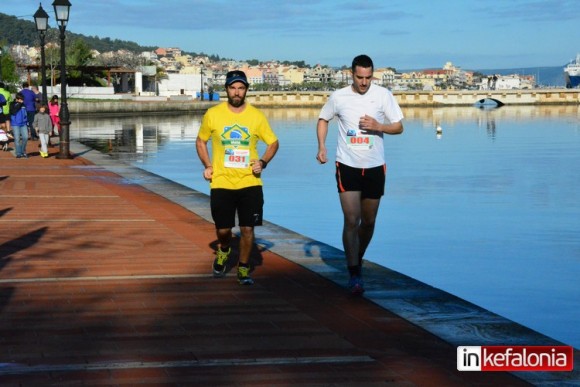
[154,66,168,96]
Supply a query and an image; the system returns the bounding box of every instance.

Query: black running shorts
[335,162,386,199]
[210,186,264,229]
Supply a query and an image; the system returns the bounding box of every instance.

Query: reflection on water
[73,105,580,348]
[72,105,580,161]
[70,115,202,161]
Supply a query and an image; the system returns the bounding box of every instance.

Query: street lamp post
[52,0,71,159]
[200,61,204,101]
[34,3,49,106]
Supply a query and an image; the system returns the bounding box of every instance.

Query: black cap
[225,70,249,87]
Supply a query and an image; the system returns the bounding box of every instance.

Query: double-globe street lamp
[52,0,72,159]
[34,3,49,106]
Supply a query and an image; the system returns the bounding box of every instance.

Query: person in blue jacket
[10,93,29,158]
[19,82,38,140]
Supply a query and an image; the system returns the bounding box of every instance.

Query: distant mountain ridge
[0,12,569,85]
[0,12,157,54]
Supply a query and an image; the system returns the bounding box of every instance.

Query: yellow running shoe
[212,247,231,277]
[237,265,254,285]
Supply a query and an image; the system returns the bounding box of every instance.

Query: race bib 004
[346,130,374,150]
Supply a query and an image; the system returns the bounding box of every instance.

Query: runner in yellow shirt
[196,70,279,285]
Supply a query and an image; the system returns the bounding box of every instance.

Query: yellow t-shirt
[198,102,278,189]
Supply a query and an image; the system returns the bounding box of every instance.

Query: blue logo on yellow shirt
[222,124,250,147]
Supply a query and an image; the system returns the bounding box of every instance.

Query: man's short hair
[352,55,374,72]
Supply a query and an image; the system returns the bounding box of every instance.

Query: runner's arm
[195,136,213,180]
[252,140,279,174]
[316,119,329,164]
[360,115,403,135]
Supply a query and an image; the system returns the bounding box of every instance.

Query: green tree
[67,38,93,67]
[0,47,20,88]
[154,66,168,95]
[45,45,61,88]
[281,60,310,68]
[65,38,99,86]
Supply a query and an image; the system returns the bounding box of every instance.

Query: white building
[479,74,535,90]
[156,74,201,98]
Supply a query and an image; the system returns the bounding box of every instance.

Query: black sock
[239,262,250,269]
[348,265,361,277]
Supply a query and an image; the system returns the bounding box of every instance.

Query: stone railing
[396,89,580,106]
[66,89,580,115]
[245,89,580,107]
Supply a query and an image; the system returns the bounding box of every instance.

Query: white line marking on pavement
[0,174,86,177]
[0,356,375,375]
[0,274,208,284]
[0,219,154,222]
[0,195,118,198]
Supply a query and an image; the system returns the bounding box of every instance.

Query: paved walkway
[0,140,575,386]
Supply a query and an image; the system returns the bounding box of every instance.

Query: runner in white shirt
[316,54,404,295]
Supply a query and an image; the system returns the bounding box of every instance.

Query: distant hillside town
[2,42,537,99]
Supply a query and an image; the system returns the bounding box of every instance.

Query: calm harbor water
[71,105,580,349]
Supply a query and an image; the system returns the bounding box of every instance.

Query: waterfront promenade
[0,141,577,386]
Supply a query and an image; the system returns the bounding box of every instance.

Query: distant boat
[564,54,580,89]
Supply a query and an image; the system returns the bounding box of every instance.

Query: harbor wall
[67,89,580,115]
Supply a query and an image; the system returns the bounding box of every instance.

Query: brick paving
[0,140,534,386]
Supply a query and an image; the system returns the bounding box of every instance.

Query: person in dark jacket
[10,93,29,158]
[19,82,38,140]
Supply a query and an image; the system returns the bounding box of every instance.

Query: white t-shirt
[319,83,404,168]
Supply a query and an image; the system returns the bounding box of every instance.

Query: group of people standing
[196,54,404,295]
[0,82,60,158]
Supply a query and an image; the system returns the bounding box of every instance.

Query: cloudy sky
[4,0,579,70]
